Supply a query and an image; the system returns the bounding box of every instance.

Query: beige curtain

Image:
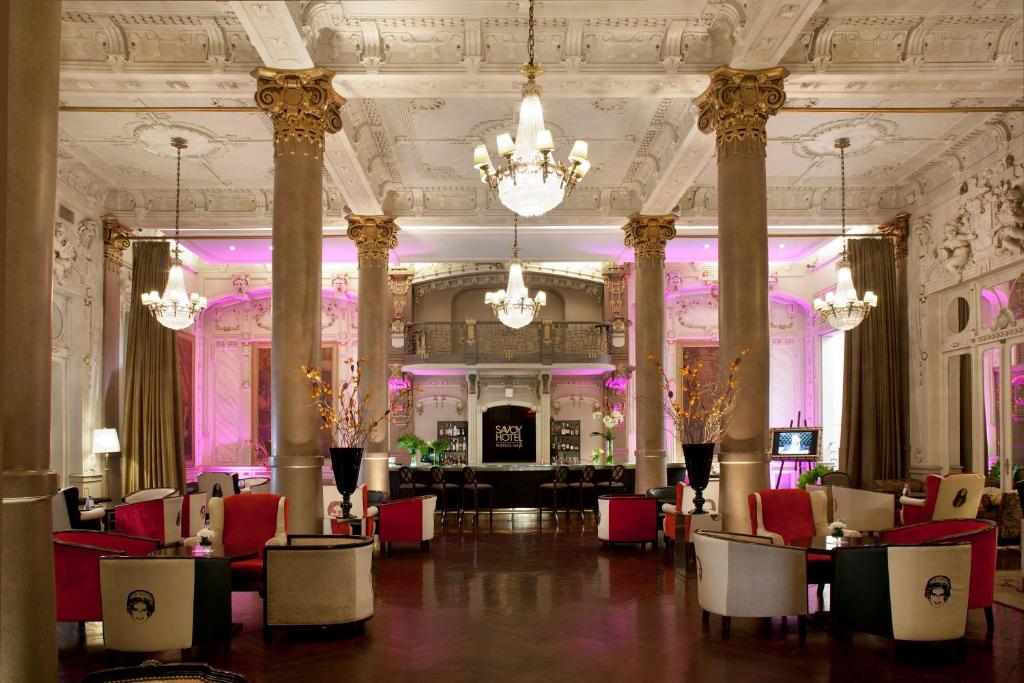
[123,242,185,493]
[839,237,907,488]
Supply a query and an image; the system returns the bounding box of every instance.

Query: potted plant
[796,463,835,489]
[423,438,451,466]
[397,433,429,466]
[653,350,747,515]
[305,359,397,520]
[591,409,623,464]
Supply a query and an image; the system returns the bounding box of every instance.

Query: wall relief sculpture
[993,183,1024,255]
[934,213,976,280]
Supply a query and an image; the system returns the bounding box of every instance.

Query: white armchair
[693,530,809,638]
[807,484,894,532]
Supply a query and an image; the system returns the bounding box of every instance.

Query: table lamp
[92,428,121,455]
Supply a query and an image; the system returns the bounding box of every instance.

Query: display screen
[770,429,820,457]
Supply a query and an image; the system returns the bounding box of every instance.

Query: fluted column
[2,0,62,679]
[252,66,343,534]
[100,215,132,500]
[623,214,677,493]
[347,215,400,493]
[696,66,787,531]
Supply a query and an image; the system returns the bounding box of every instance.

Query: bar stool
[538,466,571,527]
[460,466,494,527]
[596,464,627,495]
[397,466,427,499]
[567,465,598,523]
[429,466,459,525]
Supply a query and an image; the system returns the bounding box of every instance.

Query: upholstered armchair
[53,530,160,626]
[263,535,374,639]
[882,519,997,630]
[597,495,659,548]
[899,473,984,525]
[99,556,232,657]
[123,487,176,504]
[185,493,288,592]
[662,480,722,543]
[748,488,832,595]
[693,530,809,638]
[832,543,972,643]
[181,491,208,539]
[377,495,436,552]
[197,472,239,498]
[57,486,106,530]
[115,496,184,546]
[322,484,378,537]
[807,484,895,532]
[241,477,270,494]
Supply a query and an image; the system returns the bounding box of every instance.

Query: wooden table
[150,545,258,561]
[789,535,883,554]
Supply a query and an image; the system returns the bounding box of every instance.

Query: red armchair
[185,493,288,592]
[377,495,436,552]
[882,518,997,630]
[749,488,832,594]
[181,491,208,538]
[115,496,184,546]
[53,530,159,626]
[597,495,659,548]
[899,473,984,525]
[662,481,721,543]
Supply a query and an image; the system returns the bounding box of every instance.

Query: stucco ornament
[993,184,1024,255]
[934,213,976,280]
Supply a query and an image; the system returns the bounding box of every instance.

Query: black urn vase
[329,447,363,520]
[682,443,715,515]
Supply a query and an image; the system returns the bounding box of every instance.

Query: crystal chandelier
[484,217,546,329]
[814,137,878,331]
[471,0,590,217]
[140,137,207,330]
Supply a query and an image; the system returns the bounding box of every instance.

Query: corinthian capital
[623,214,677,266]
[251,66,344,158]
[346,214,400,267]
[101,214,133,270]
[695,66,788,158]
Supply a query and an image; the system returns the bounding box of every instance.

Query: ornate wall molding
[412,271,603,303]
[695,66,788,158]
[346,213,400,266]
[101,214,132,270]
[252,66,344,158]
[622,213,677,266]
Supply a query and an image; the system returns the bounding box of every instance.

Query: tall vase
[329,447,363,520]
[605,437,615,465]
[682,443,715,515]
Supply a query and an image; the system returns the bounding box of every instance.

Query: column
[100,215,132,500]
[538,373,551,464]
[252,66,343,535]
[2,0,62,679]
[695,66,788,532]
[622,214,677,493]
[347,215,400,493]
[467,372,481,465]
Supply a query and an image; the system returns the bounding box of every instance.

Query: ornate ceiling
[56,0,1023,262]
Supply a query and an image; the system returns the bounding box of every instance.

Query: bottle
[85,495,94,511]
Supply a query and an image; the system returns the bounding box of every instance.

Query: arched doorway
[482,404,537,463]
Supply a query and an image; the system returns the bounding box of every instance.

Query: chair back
[377,495,436,543]
[609,464,625,483]
[820,471,852,488]
[399,466,416,484]
[809,484,895,531]
[580,465,596,483]
[99,556,231,653]
[429,466,446,484]
[596,495,658,542]
[931,473,984,521]
[208,494,287,549]
[123,487,176,504]
[197,472,239,497]
[79,663,249,683]
[241,477,271,493]
[463,467,479,485]
[52,490,73,532]
[748,488,828,544]
[181,491,208,538]
[115,496,184,546]
[553,465,569,484]
[680,480,720,513]
[322,484,369,533]
[60,487,84,527]
[646,486,676,504]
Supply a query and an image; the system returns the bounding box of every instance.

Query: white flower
[828,520,846,532]
[197,528,216,541]
[592,411,603,421]
[591,448,604,457]
[602,416,616,429]
[610,410,623,422]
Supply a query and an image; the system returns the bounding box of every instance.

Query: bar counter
[387,463,687,509]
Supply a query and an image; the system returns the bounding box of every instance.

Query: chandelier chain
[527,0,535,67]
[840,141,847,248]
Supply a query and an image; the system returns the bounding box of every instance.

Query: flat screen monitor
[769,427,821,458]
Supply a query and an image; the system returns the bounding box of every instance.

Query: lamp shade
[92,428,121,454]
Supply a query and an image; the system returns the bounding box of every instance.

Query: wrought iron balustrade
[404,320,611,365]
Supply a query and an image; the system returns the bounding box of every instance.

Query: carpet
[994,570,1024,611]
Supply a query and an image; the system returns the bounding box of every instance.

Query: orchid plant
[304,359,400,449]
[591,409,624,442]
[651,350,747,446]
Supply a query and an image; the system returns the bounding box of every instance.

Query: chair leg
[701,609,710,630]
[984,606,994,632]
[816,583,826,609]
[721,616,731,639]
[797,615,807,640]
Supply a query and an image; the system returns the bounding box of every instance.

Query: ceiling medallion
[140,137,208,330]
[132,122,223,159]
[471,0,590,217]
[813,137,878,332]
[485,216,546,329]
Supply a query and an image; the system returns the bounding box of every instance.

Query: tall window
[819,331,844,467]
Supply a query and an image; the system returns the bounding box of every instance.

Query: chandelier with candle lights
[140,137,208,330]
[471,0,590,217]
[813,137,878,331]
[484,216,546,329]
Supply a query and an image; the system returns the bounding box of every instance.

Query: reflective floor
[59,513,1024,682]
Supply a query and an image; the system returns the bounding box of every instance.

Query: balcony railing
[405,321,612,365]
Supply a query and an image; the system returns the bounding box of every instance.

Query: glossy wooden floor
[59,513,1024,682]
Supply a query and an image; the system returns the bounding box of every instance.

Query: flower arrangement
[828,519,847,539]
[304,359,397,448]
[651,350,747,446]
[591,447,604,464]
[197,527,216,547]
[397,433,429,464]
[591,409,622,463]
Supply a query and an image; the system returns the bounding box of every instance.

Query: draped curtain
[123,242,185,493]
[839,237,907,488]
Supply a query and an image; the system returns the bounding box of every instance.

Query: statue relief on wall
[993,184,1024,255]
[934,213,976,281]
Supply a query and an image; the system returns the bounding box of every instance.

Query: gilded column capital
[101,214,133,270]
[878,211,911,266]
[346,214,400,267]
[251,66,344,158]
[623,213,677,266]
[695,65,788,158]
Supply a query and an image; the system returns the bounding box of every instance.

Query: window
[819,331,844,468]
